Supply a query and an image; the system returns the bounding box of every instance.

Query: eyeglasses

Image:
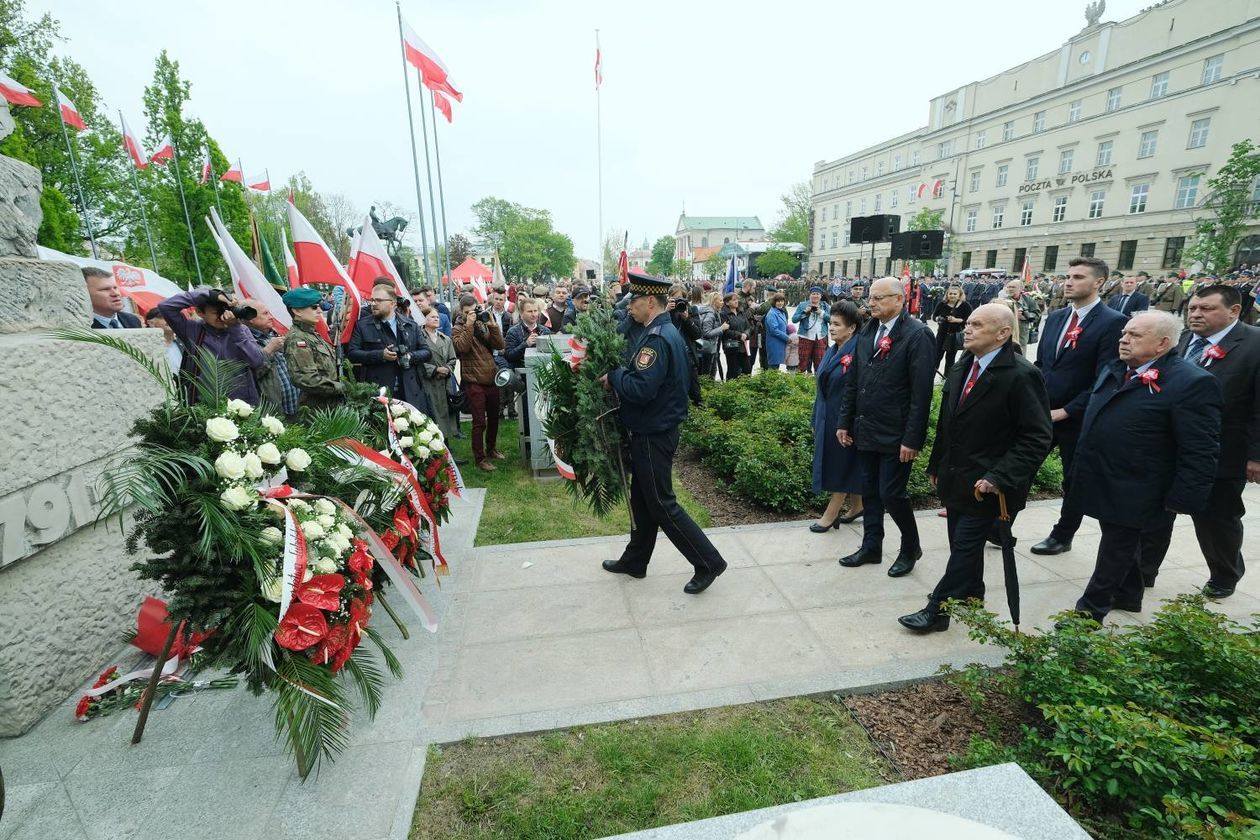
[368,298,394,303]
[868,293,901,302]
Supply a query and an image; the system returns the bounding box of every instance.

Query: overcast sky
[38,0,1148,263]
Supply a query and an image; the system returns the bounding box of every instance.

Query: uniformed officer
[599,271,727,594]
[1150,275,1185,313]
[282,287,345,410]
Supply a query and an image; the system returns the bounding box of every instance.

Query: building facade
[810,0,1260,279]
[674,215,765,262]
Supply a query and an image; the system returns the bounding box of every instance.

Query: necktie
[1118,295,1129,312]
[874,324,887,354]
[957,360,982,408]
[1123,369,1135,386]
[1186,336,1208,363]
[1057,310,1079,357]
[108,318,120,329]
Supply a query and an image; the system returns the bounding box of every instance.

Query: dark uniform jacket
[837,315,936,453]
[504,321,551,365]
[1034,302,1127,419]
[1177,320,1260,480]
[610,312,688,435]
[283,319,344,409]
[1070,353,1222,528]
[347,313,433,412]
[928,342,1053,518]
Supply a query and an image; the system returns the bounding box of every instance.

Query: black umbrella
[979,486,1021,630]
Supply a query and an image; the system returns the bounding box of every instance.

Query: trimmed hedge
[681,370,1063,514]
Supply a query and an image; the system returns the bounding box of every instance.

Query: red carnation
[275,603,329,651]
[75,696,92,720]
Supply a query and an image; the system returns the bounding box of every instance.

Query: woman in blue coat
[810,300,866,532]
[764,293,790,369]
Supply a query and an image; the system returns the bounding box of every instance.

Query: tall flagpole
[120,112,159,271]
[55,88,99,258]
[168,137,204,285]
[428,93,452,281]
[208,153,225,219]
[595,29,604,284]
[395,0,432,286]
[417,78,444,285]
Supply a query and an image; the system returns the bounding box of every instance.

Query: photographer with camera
[158,287,266,404]
[348,279,435,413]
[453,293,506,471]
[791,286,831,374]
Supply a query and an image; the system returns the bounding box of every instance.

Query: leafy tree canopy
[647,235,675,276]
[471,196,575,283]
[769,182,811,250]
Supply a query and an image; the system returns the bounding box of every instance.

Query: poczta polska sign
[1018,167,1114,194]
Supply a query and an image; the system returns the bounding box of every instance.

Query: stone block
[0,256,92,335]
[0,156,41,259]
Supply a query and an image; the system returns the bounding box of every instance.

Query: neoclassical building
[810,0,1260,278]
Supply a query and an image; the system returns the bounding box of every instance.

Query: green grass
[411,697,893,839]
[449,418,710,546]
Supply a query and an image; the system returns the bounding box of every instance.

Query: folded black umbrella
[978,487,1020,630]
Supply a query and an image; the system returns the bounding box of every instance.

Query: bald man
[900,304,1052,632]
[837,277,937,577]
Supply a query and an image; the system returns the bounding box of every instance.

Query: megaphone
[495,366,526,395]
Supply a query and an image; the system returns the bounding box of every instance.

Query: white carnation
[260,415,285,435]
[226,398,254,418]
[313,557,337,575]
[285,448,312,471]
[260,526,283,545]
[290,498,311,512]
[219,484,255,511]
[399,436,413,448]
[317,514,335,529]
[315,498,337,516]
[409,412,425,426]
[393,417,410,432]
[301,520,325,540]
[242,453,264,479]
[256,442,282,465]
[431,434,445,450]
[214,451,247,481]
[205,417,239,443]
[336,524,353,540]
[260,574,283,603]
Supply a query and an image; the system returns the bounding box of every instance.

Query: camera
[673,298,688,311]
[205,288,256,322]
[386,344,413,369]
[476,307,491,324]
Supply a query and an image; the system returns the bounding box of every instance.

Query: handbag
[447,375,467,414]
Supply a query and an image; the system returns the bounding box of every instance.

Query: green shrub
[682,372,1062,514]
[946,597,1260,839]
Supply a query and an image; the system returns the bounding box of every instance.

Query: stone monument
[0,103,167,736]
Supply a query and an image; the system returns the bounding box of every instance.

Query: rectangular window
[1059,149,1074,174]
[1053,195,1067,222]
[1068,100,1082,123]
[1013,247,1027,272]
[859,197,867,213]
[1096,140,1113,167]
[975,130,987,149]
[893,154,902,171]
[1117,239,1138,271]
[1033,111,1046,133]
[1188,117,1210,149]
[1138,129,1158,159]
[1025,156,1039,181]
[841,260,848,276]
[1044,244,1059,271]
[845,200,852,217]
[874,193,882,211]
[877,161,885,176]
[843,228,850,246]
[821,207,827,222]
[1175,174,1201,209]
[996,164,1009,187]
[1202,54,1224,85]
[908,185,917,205]
[1150,71,1169,99]
[969,170,981,193]
[1162,236,1185,269]
[1088,189,1105,219]
[938,140,952,159]
[861,165,868,180]
[848,171,854,184]
[1020,200,1034,226]
[1106,87,1122,112]
[1129,183,1149,214]
[911,150,920,166]
[1080,242,1096,257]
[890,190,899,208]
[960,251,972,270]
[992,205,1005,229]
[985,250,998,269]
[1002,121,1014,142]
[965,208,978,232]
[830,231,838,248]
[818,233,825,250]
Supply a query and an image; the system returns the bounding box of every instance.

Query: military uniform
[1048,279,1067,311]
[1150,279,1184,313]
[282,291,345,410]
[603,273,727,593]
[1100,277,1123,302]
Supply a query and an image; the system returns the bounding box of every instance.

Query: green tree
[647,235,675,276]
[1188,140,1260,271]
[755,247,799,278]
[906,207,945,275]
[769,182,812,250]
[671,258,692,281]
[472,197,575,283]
[447,233,472,267]
[704,252,725,280]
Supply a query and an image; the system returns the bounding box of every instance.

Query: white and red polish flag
[594,46,602,89]
[347,213,407,300]
[119,114,147,169]
[207,206,291,334]
[287,199,361,343]
[282,229,300,289]
[1021,255,1033,286]
[400,17,463,102]
[245,171,270,191]
[220,158,243,183]
[0,72,41,107]
[55,87,85,130]
[149,134,174,165]
[433,90,452,123]
[199,150,212,184]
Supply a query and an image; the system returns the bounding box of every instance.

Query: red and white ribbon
[80,656,181,702]
[547,438,577,481]
[567,335,587,370]
[446,457,465,499]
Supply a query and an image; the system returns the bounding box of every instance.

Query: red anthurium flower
[296,574,345,611]
[312,621,351,670]
[348,542,373,576]
[275,603,329,651]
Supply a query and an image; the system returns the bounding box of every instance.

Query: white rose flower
[242,453,264,479]
[260,415,285,435]
[336,524,353,540]
[416,429,433,444]
[256,442,282,465]
[416,445,430,460]
[431,435,445,451]
[214,451,247,481]
[393,417,410,432]
[220,485,255,511]
[314,498,337,516]
[260,574,283,603]
[399,436,413,449]
[290,498,311,512]
[409,411,424,426]
[314,557,337,575]
[285,448,312,472]
[391,402,409,416]
[317,514,335,529]
[301,520,325,540]
[260,526,284,545]
[205,417,239,443]
[226,398,254,418]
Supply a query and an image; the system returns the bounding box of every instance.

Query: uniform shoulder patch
[635,346,657,370]
[296,341,308,347]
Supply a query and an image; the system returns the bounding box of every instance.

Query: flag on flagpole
[0,72,42,107]
[245,171,270,191]
[220,159,243,183]
[1021,255,1033,286]
[433,90,452,123]
[199,150,212,184]
[207,207,291,335]
[347,213,408,300]
[723,256,737,295]
[55,87,85,131]
[282,230,300,289]
[399,17,463,102]
[119,114,147,169]
[287,200,362,343]
[149,134,174,165]
[594,47,603,89]
[619,235,631,289]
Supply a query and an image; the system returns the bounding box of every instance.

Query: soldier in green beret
[282,287,345,410]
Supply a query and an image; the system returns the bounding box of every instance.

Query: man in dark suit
[1139,284,1260,598]
[837,277,937,577]
[1108,275,1150,318]
[899,304,1053,632]
[348,279,434,413]
[1030,257,1128,556]
[1068,311,1222,621]
[84,267,142,328]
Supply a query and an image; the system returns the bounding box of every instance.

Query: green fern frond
[342,650,385,719]
[48,326,177,402]
[363,625,403,679]
[272,654,350,777]
[96,445,215,525]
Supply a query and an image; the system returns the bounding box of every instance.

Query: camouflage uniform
[283,319,345,410]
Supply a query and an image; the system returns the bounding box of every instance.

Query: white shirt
[1187,321,1238,356]
[1055,298,1102,349]
[873,314,899,352]
[973,346,1002,376]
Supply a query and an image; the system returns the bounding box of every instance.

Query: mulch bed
[674,446,808,527]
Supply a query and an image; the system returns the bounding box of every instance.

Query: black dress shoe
[837,508,863,524]
[1030,536,1072,555]
[602,557,647,579]
[1202,582,1236,599]
[839,547,882,567]
[809,518,842,533]
[898,608,950,633]
[683,560,727,594]
[887,547,922,578]
[1112,600,1142,612]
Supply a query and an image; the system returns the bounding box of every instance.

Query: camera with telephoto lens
[673,298,689,311]
[475,306,491,324]
[205,288,256,322]
[386,344,413,370]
